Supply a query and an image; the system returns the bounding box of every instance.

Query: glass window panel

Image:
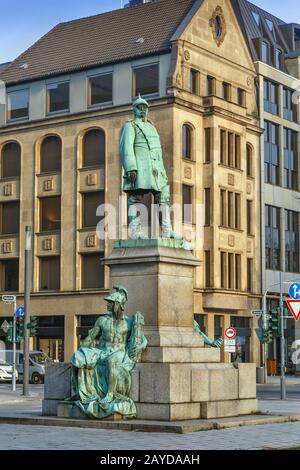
[47,82,69,113]
[82,253,105,289]
[0,202,19,235]
[40,257,60,291]
[83,191,105,228]
[1,142,21,178]
[133,64,159,97]
[89,74,113,105]
[40,197,61,232]
[182,125,192,160]
[41,136,61,173]
[83,129,105,167]
[1,259,19,292]
[7,89,29,120]
[182,185,193,224]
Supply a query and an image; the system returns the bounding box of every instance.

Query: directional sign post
[286,299,300,321]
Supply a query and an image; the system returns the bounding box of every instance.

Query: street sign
[224,339,236,353]
[286,299,300,321]
[224,326,237,340]
[15,307,25,318]
[1,320,10,333]
[252,310,264,316]
[1,295,16,304]
[289,283,300,300]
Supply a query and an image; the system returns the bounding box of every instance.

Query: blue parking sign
[289,283,300,300]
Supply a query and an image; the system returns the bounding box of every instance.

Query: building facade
[233,0,300,373]
[0,0,262,363]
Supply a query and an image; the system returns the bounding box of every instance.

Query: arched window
[1,142,21,178]
[41,136,62,174]
[246,144,253,177]
[82,129,105,167]
[182,125,192,160]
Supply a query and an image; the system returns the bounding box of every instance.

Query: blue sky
[0,0,299,63]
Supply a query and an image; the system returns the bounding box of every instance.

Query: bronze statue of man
[120,94,177,240]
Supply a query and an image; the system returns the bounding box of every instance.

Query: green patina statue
[120,94,178,240]
[194,320,223,348]
[70,286,147,419]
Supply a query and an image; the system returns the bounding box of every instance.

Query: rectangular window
[262,42,269,64]
[204,188,210,226]
[220,129,227,165]
[235,254,241,290]
[7,89,29,121]
[220,189,226,226]
[47,82,69,113]
[228,253,234,289]
[40,257,60,291]
[40,197,61,232]
[283,87,297,122]
[190,69,200,95]
[206,76,215,96]
[82,253,105,289]
[205,251,211,288]
[264,80,278,115]
[204,128,211,163]
[89,73,113,106]
[285,210,299,273]
[265,205,281,270]
[222,82,230,101]
[221,252,227,288]
[235,193,241,230]
[247,258,253,292]
[133,64,159,97]
[275,49,282,70]
[284,128,298,190]
[0,259,19,292]
[82,191,105,228]
[264,121,279,185]
[0,202,20,235]
[182,185,193,224]
[247,200,253,235]
[228,192,234,229]
[235,135,241,169]
[237,88,245,107]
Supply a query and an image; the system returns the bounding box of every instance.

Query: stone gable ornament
[209,6,226,47]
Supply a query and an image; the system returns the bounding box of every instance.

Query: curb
[0,414,300,434]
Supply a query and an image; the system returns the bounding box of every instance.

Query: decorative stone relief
[209,6,227,47]
[246,183,252,195]
[43,238,53,251]
[228,235,235,247]
[87,173,97,186]
[86,234,96,248]
[2,241,12,254]
[247,241,252,253]
[228,174,235,186]
[184,167,192,180]
[3,183,13,196]
[184,50,190,61]
[44,179,54,192]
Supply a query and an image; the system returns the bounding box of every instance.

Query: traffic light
[261,327,272,344]
[269,308,281,338]
[28,317,38,337]
[5,323,13,343]
[16,316,25,341]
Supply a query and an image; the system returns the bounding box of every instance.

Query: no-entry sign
[224,326,237,340]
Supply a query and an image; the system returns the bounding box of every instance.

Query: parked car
[0,359,18,382]
[0,350,51,384]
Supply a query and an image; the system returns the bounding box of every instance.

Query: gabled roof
[0,0,196,86]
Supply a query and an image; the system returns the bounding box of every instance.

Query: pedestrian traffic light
[269,308,281,337]
[16,316,24,341]
[28,317,38,337]
[5,323,13,343]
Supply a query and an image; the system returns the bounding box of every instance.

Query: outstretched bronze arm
[194,320,223,348]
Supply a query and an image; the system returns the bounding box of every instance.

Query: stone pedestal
[42,362,71,416]
[104,240,258,421]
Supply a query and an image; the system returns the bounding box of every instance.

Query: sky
[0,0,300,63]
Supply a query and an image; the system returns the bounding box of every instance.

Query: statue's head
[132,94,149,121]
[104,285,128,319]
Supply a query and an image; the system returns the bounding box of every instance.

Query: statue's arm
[120,122,137,174]
[194,320,223,348]
[80,318,102,348]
